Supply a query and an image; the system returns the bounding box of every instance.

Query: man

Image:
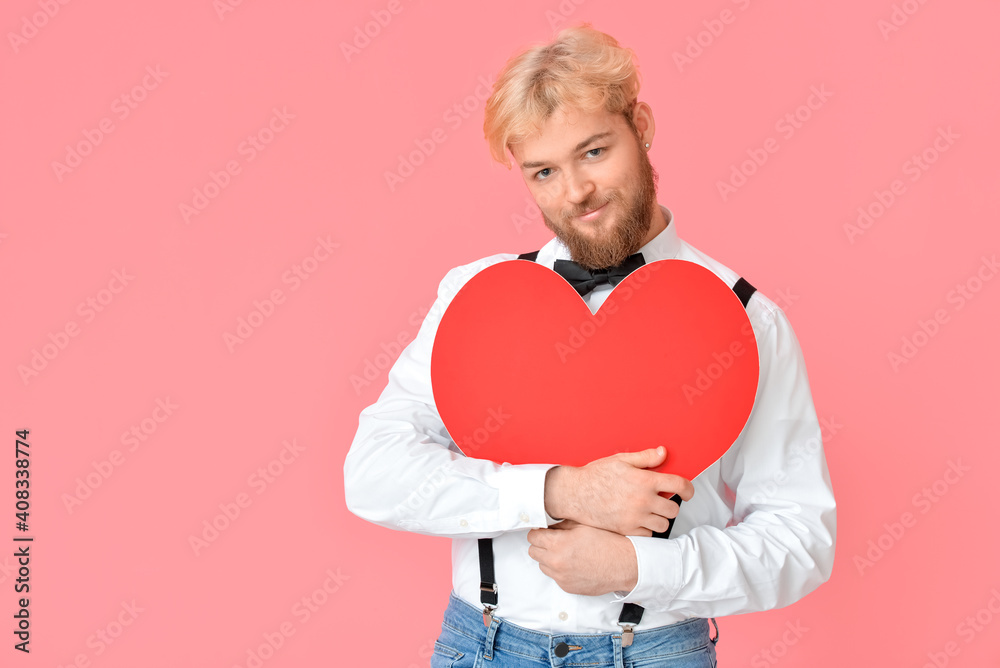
[344,24,835,667]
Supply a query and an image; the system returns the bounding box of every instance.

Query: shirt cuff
[498,463,556,530]
[612,536,684,605]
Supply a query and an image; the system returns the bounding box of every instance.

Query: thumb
[617,446,667,469]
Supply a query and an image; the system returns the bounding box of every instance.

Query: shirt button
[559,611,568,621]
[519,512,530,523]
[459,519,468,527]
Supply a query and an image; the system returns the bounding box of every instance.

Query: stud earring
[645,143,650,148]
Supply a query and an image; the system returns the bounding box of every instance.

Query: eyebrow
[519,131,614,170]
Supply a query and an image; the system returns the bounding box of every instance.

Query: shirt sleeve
[616,301,836,616]
[343,258,556,539]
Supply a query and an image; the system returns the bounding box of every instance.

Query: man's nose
[564,167,596,206]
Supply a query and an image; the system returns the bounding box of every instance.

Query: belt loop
[482,613,500,661]
[612,632,625,668]
[709,617,720,645]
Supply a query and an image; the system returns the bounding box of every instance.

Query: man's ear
[631,101,655,146]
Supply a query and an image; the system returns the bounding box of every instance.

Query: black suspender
[477,250,757,637]
[732,277,757,310]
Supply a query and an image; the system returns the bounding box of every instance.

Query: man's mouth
[574,201,608,222]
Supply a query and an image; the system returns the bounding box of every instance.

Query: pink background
[2,1,998,665]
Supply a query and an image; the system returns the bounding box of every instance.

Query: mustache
[566,194,617,220]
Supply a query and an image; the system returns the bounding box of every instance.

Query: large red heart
[430,259,758,480]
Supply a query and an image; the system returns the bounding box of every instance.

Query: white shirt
[344,205,836,633]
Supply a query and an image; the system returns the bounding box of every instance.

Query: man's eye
[587,147,604,158]
[534,168,552,181]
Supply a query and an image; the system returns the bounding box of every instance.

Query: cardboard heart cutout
[430,259,759,480]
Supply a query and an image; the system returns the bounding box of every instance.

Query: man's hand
[527,520,639,596]
[544,446,694,536]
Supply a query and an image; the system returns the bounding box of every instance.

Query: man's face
[510,105,660,270]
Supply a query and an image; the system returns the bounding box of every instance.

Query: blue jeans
[431,592,719,667]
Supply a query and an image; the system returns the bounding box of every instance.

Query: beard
[541,145,659,270]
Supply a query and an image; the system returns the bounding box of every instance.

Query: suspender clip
[619,624,634,648]
[480,582,497,626]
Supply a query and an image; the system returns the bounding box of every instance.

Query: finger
[613,446,667,470]
[527,528,553,548]
[527,544,545,563]
[653,474,695,501]
[553,519,581,530]
[650,494,682,519]
[642,514,671,535]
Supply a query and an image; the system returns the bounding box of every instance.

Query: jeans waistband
[440,592,716,666]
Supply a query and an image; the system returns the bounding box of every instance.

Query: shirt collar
[550,204,681,264]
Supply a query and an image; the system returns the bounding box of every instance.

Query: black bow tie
[552,253,646,297]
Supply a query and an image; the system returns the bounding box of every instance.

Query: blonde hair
[483,23,642,169]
